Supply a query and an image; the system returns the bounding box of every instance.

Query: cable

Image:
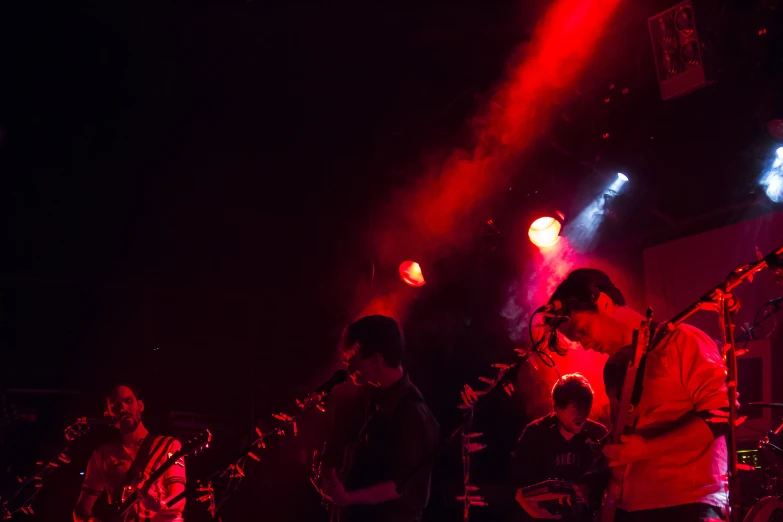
[527,310,561,373]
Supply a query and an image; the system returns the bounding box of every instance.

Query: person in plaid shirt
[73,384,186,522]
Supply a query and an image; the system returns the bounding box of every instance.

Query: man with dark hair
[511,373,608,521]
[315,315,439,522]
[547,268,730,522]
[73,384,186,522]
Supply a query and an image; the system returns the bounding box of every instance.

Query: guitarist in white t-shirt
[73,384,187,522]
[547,269,729,522]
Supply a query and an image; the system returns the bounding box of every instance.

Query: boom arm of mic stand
[666,244,783,329]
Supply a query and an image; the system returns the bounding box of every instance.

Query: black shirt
[511,413,608,520]
[341,373,440,522]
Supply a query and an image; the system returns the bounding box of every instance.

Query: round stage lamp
[528,217,562,248]
[399,261,426,287]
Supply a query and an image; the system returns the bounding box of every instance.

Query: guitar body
[329,442,357,522]
[598,309,654,522]
[311,439,357,522]
[102,430,211,522]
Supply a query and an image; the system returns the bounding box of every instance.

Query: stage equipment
[1,416,114,518]
[663,243,783,522]
[399,260,426,287]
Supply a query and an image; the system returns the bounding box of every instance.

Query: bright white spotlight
[566,173,627,252]
[528,216,562,248]
[761,147,783,203]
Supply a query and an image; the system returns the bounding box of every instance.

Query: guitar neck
[612,314,654,442]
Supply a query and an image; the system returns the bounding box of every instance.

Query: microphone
[534,300,563,314]
[78,415,119,425]
[315,369,350,394]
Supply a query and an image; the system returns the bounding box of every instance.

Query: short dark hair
[104,383,142,404]
[549,268,626,316]
[551,373,594,411]
[342,315,405,367]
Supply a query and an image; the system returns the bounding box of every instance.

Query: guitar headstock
[641,307,654,346]
[177,429,213,459]
[64,419,92,442]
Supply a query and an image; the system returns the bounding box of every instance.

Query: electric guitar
[598,308,653,522]
[104,430,212,522]
[311,439,358,522]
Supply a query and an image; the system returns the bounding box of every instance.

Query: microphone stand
[395,350,530,522]
[663,243,783,522]
[164,385,339,517]
[1,418,94,519]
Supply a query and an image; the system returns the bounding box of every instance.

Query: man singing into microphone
[511,373,607,521]
[545,269,730,522]
[73,384,186,522]
[315,315,440,522]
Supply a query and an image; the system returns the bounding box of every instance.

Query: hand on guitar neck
[598,309,654,522]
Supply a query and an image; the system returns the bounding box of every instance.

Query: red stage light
[399,261,426,287]
[528,217,562,248]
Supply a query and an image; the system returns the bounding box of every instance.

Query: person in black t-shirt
[314,315,439,522]
[511,373,607,521]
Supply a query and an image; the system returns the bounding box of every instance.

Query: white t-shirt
[618,324,729,512]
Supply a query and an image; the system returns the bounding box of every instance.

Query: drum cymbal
[749,402,783,408]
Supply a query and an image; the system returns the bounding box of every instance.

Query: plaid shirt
[81,435,187,522]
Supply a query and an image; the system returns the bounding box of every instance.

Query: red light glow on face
[528,217,562,248]
[399,261,426,287]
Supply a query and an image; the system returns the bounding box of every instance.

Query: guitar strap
[121,436,159,490]
[629,322,668,410]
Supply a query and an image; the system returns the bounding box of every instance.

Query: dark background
[1,2,781,521]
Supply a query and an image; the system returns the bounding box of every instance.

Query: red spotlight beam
[364,0,623,318]
[377,0,623,260]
